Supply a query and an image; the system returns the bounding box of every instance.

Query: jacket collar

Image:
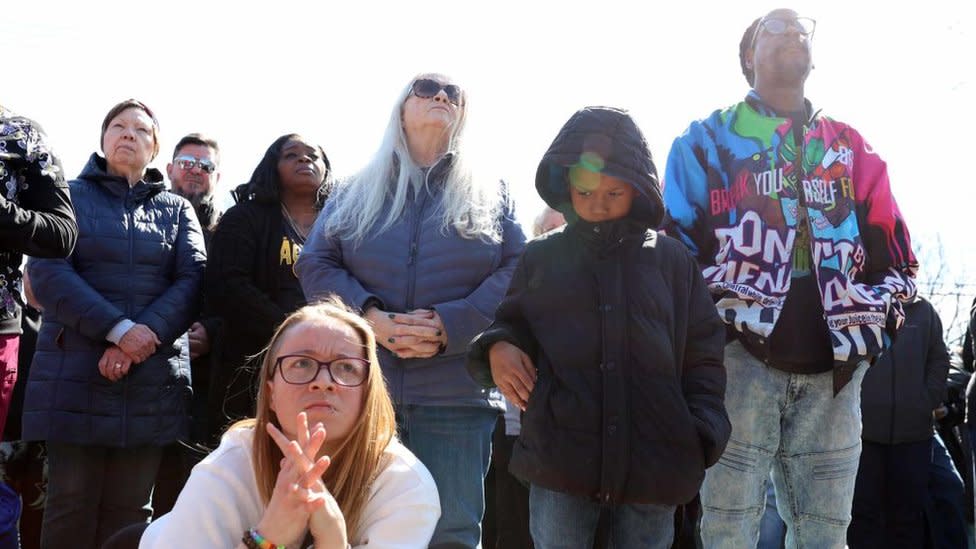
[80,153,165,199]
[569,217,647,255]
[745,89,820,124]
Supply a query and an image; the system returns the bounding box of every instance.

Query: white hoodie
[140,427,440,548]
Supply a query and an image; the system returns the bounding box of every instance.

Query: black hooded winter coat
[468,107,730,504]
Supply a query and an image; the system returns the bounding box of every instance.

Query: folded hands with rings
[98,345,136,382]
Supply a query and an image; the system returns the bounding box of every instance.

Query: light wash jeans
[396,405,498,549]
[529,484,675,549]
[700,341,867,549]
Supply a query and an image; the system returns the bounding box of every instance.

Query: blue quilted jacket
[296,160,526,409]
[24,153,206,447]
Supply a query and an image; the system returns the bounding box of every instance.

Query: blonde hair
[322,72,503,246]
[232,296,396,539]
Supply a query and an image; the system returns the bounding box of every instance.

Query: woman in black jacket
[24,99,206,548]
[205,134,331,439]
[469,107,730,549]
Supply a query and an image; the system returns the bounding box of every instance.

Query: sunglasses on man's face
[411,79,463,106]
[173,155,217,174]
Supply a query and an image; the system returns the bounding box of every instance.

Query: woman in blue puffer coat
[24,99,206,549]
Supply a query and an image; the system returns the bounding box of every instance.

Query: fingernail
[388,337,395,343]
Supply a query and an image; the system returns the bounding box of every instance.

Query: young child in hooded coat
[468,106,730,548]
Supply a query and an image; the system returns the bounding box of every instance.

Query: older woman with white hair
[296,73,526,548]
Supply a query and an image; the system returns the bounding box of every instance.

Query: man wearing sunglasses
[662,8,918,548]
[155,133,224,515]
[167,133,222,244]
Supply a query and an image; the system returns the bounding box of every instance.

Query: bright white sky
[4,0,973,337]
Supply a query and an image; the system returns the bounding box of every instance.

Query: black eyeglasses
[411,79,463,106]
[752,16,816,47]
[173,155,217,174]
[273,354,370,386]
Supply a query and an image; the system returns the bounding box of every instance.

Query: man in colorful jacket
[662,9,917,548]
[0,105,77,437]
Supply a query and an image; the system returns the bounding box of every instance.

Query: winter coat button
[608,425,617,435]
[605,361,616,371]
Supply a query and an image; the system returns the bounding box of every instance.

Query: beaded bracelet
[241,528,286,549]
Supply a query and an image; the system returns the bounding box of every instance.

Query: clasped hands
[97,323,160,382]
[365,307,447,359]
[258,412,348,549]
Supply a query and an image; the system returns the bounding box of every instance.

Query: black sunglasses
[173,155,217,174]
[411,79,463,106]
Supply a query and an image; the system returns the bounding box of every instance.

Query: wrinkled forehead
[112,107,155,128]
[277,316,364,354]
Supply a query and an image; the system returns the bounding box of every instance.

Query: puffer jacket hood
[535,106,664,228]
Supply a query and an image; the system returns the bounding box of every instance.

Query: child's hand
[488,341,536,411]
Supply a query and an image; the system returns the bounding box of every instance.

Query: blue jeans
[758,478,786,549]
[0,482,21,549]
[41,442,162,549]
[700,341,867,549]
[529,484,674,549]
[396,405,497,549]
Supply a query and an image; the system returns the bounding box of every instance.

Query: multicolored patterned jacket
[663,92,917,375]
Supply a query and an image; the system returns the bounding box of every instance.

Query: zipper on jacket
[404,164,438,312]
[407,242,418,266]
[396,163,437,406]
[123,187,136,445]
[126,188,136,318]
[404,193,426,309]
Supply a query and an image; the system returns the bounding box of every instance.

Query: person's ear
[266,381,276,413]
